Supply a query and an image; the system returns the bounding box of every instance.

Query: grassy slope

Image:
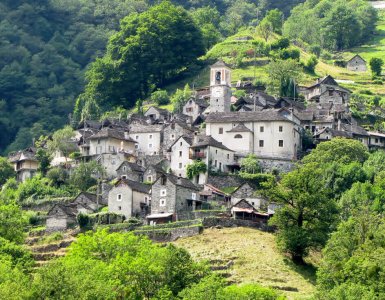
[173,227,316,300]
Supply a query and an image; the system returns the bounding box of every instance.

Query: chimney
[193,131,199,144]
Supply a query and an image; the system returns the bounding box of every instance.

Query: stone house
[129,124,164,156]
[182,98,209,122]
[46,203,77,232]
[143,163,167,183]
[230,199,269,223]
[8,148,38,182]
[230,182,267,210]
[190,134,235,184]
[108,178,151,219]
[169,136,193,178]
[148,173,201,223]
[347,54,367,72]
[116,161,145,182]
[87,128,138,177]
[72,192,99,214]
[368,131,385,149]
[304,75,350,105]
[162,121,195,152]
[144,106,170,123]
[205,110,301,162]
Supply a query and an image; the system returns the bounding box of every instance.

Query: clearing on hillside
[173,227,315,300]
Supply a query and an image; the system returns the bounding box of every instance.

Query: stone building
[162,121,195,152]
[230,199,269,222]
[129,124,164,156]
[46,203,77,232]
[347,54,367,72]
[230,182,266,210]
[108,178,151,219]
[116,161,145,182]
[144,106,170,123]
[209,60,232,113]
[148,173,201,223]
[304,75,350,104]
[8,148,38,182]
[169,136,193,178]
[72,192,99,214]
[143,163,167,183]
[182,98,209,122]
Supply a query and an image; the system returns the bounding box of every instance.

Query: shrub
[270,37,290,50]
[309,44,321,57]
[150,89,170,105]
[304,55,318,73]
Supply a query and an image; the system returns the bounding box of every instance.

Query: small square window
[160,199,166,207]
[180,142,183,146]
[160,189,167,196]
[135,135,139,140]
[179,151,182,157]
[279,140,284,147]
[279,126,283,132]
[179,163,182,169]
[260,126,264,132]
[117,194,122,201]
[118,206,121,210]
[219,128,223,134]
[259,140,264,147]
[148,144,153,148]
[149,134,153,139]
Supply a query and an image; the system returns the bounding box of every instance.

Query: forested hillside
[0,0,307,154]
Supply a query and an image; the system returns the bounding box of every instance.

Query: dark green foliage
[0,157,15,186]
[35,148,51,176]
[270,37,290,51]
[263,9,284,34]
[304,55,318,74]
[46,167,68,188]
[0,203,26,244]
[370,57,384,78]
[70,161,105,191]
[81,2,204,111]
[0,237,34,270]
[317,213,385,299]
[284,0,377,51]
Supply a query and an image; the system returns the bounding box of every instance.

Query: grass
[173,227,316,300]
[37,232,64,245]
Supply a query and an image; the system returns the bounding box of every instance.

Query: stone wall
[134,225,202,242]
[202,217,274,232]
[259,158,295,174]
[177,210,230,221]
[207,175,244,190]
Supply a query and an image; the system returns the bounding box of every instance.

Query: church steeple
[209,60,232,113]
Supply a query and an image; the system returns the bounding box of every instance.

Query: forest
[2,0,373,154]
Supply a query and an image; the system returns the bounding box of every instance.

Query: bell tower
[210,60,232,113]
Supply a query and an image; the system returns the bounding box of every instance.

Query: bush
[309,44,321,57]
[276,47,300,61]
[304,55,318,73]
[150,89,170,105]
[270,37,290,50]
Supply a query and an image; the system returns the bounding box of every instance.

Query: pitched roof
[307,75,339,89]
[115,178,151,194]
[169,135,193,150]
[47,203,77,217]
[348,54,366,63]
[88,128,136,142]
[116,161,145,173]
[211,60,230,68]
[145,106,170,116]
[158,173,200,190]
[8,148,37,162]
[75,191,97,203]
[226,123,252,133]
[191,135,233,151]
[129,124,164,133]
[205,110,292,123]
[341,123,369,136]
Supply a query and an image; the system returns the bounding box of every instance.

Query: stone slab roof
[129,124,164,133]
[116,161,145,173]
[88,128,136,142]
[160,173,200,190]
[116,178,151,194]
[226,123,252,133]
[205,110,292,123]
[191,135,233,151]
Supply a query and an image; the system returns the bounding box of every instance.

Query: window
[160,199,166,207]
[259,140,264,147]
[149,134,153,139]
[117,194,122,201]
[219,128,223,134]
[234,134,243,139]
[171,134,175,140]
[147,176,153,182]
[123,166,127,172]
[279,140,284,147]
[192,193,196,200]
[118,206,121,211]
[179,163,182,169]
[148,143,153,149]
[375,138,379,143]
[97,139,100,144]
[186,107,193,112]
[214,160,217,167]
[160,176,167,185]
[329,90,333,96]
[160,189,167,196]
[227,154,230,159]
[135,144,139,149]
[215,149,218,154]
[180,141,183,146]
[144,197,148,203]
[219,162,222,170]
[260,126,264,132]
[135,135,139,140]
[179,151,182,157]
[279,126,283,132]
[122,175,127,179]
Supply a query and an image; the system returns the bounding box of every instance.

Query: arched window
[234,134,243,139]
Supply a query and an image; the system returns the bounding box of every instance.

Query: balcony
[189,152,206,159]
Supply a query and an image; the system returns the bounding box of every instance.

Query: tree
[263,9,284,34]
[47,126,77,162]
[81,2,204,110]
[240,154,261,174]
[267,163,339,263]
[317,213,385,299]
[70,161,105,191]
[258,19,273,42]
[35,148,51,176]
[304,55,318,74]
[0,157,15,186]
[267,59,302,95]
[150,90,170,106]
[186,161,207,180]
[0,203,26,244]
[172,84,193,113]
[370,57,384,78]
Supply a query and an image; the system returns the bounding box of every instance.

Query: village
[8,58,385,233]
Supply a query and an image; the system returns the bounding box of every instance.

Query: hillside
[173,227,316,300]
